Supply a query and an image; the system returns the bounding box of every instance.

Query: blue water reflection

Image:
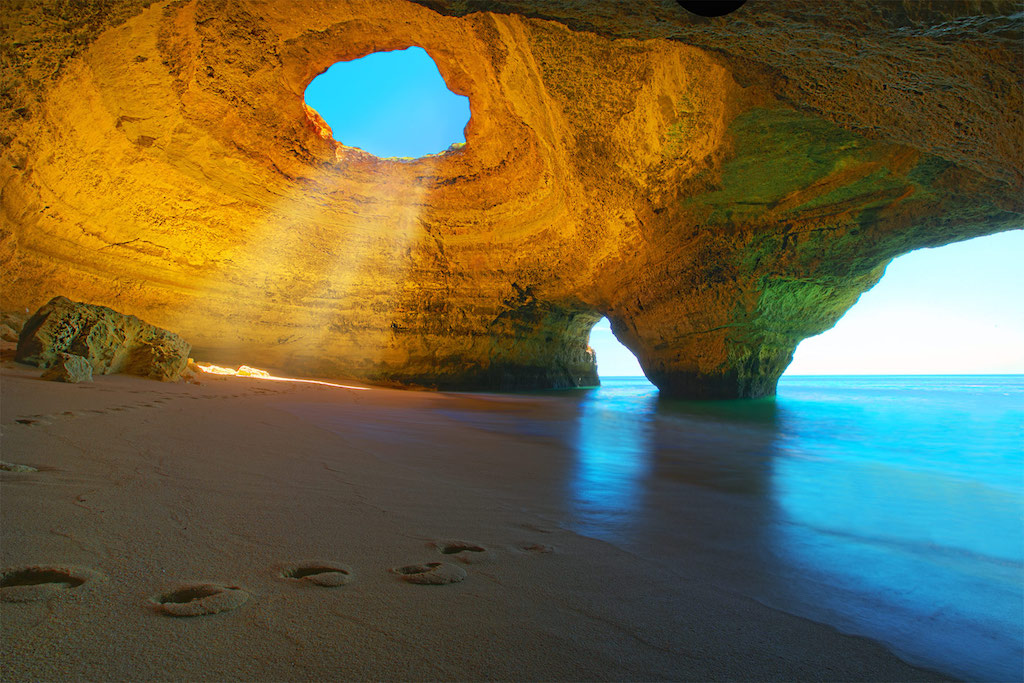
[436,375,1022,679]
[768,376,1024,681]
[567,379,657,541]
[562,375,1023,681]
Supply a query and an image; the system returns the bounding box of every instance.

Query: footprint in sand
[518,542,554,554]
[1,565,104,602]
[278,562,353,587]
[151,583,249,617]
[11,412,78,425]
[430,540,493,564]
[391,562,467,585]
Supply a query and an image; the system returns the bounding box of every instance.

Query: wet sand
[0,363,948,681]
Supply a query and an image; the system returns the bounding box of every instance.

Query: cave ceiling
[1,0,1021,397]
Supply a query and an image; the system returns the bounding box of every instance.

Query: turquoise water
[567,375,1024,681]
[308,371,1021,678]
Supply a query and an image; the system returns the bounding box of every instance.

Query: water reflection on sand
[354,375,1020,680]
[569,384,655,540]
[568,384,781,541]
[559,376,1023,682]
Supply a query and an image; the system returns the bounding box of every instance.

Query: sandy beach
[0,360,952,682]
[2,360,958,679]
[3,0,1020,678]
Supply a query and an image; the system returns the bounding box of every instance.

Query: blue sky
[304,47,469,158]
[306,48,1023,377]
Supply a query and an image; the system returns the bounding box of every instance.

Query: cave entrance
[784,230,1024,375]
[588,317,652,385]
[304,47,470,158]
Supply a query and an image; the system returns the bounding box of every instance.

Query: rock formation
[16,297,191,381]
[40,352,94,383]
[0,323,19,344]
[1,1,1020,397]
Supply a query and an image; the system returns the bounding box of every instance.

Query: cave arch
[0,0,1019,400]
[588,318,646,379]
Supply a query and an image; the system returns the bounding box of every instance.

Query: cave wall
[2,0,1021,397]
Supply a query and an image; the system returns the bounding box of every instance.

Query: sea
[299,371,1022,679]
[558,375,1023,681]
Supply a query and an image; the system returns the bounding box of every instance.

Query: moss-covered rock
[17,297,191,381]
[40,352,93,383]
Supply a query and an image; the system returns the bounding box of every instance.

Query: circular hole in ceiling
[304,46,471,159]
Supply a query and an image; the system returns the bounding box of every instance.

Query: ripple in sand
[431,540,493,564]
[391,562,467,585]
[153,583,249,616]
[279,562,353,587]
[1,565,102,602]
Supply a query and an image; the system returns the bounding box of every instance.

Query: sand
[0,361,948,681]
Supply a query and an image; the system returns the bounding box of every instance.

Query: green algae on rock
[16,297,191,382]
[40,352,94,383]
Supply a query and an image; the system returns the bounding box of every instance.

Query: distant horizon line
[598,372,1024,379]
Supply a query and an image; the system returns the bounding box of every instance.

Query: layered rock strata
[16,297,191,381]
[1,1,1021,397]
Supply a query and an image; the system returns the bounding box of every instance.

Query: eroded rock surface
[40,352,94,383]
[17,297,191,381]
[1,312,28,341]
[1,1,1020,397]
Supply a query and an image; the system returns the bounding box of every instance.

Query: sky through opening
[588,230,1024,378]
[303,50,1021,379]
[785,230,1024,375]
[304,47,470,158]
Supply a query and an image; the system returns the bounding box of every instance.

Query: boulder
[1,312,28,335]
[16,297,191,381]
[40,353,93,383]
[1,312,28,344]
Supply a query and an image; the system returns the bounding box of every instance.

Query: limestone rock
[17,297,191,382]
[40,353,93,383]
[0,1,1020,398]
[181,359,203,385]
[1,312,28,341]
[0,462,39,473]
